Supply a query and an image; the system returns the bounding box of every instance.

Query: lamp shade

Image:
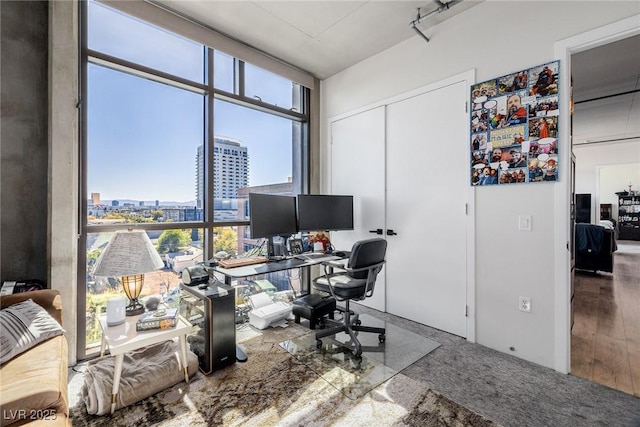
[92,230,164,277]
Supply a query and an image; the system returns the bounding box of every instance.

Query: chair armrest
[321,260,347,271]
[320,260,386,285]
[322,261,347,277]
[0,289,64,326]
[339,260,386,275]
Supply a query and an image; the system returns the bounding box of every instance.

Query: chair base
[314,302,385,357]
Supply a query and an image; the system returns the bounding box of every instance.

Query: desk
[213,254,344,288]
[210,253,349,361]
[98,314,193,414]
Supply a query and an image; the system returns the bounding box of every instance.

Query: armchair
[575,223,616,273]
[312,238,387,357]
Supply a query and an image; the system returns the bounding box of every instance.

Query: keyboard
[218,256,269,268]
[295,252,333,261]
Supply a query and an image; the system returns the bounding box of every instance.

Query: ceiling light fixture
[409,0,463,43]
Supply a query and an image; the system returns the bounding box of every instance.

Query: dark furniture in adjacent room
[312,238,387,357]
[600,203,612,221]
[575,193,592,224]
[575,223,617,273]
[617,192,640,241]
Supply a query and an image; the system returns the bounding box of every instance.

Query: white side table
[98,313,194,414]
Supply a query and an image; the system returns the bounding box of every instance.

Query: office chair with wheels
[312,238,387,357]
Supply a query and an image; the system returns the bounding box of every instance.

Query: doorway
[567,32,640,396]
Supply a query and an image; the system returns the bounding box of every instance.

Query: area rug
[280,313,441,400]
[69,322,497,427]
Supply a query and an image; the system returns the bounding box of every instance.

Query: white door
[330,106,386,311]
[385,82,468,337]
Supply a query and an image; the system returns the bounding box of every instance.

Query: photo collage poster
[470,60,560,186]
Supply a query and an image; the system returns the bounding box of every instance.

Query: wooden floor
[571,241,640,396]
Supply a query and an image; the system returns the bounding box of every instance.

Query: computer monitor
[297,194,354,232]
[249,193,298,258]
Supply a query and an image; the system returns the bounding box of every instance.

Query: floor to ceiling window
[80,0,309,357]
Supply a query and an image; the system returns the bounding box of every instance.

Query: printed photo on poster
[469,60,560,186]
[471,132,487,151]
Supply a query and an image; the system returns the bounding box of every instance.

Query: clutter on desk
[308,231,331,252]
[136,308,178,331]
[145,296,161,311]
[251,279,277,295]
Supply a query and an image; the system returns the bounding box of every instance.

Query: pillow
[0,298,65,364]
[599,220,614,229]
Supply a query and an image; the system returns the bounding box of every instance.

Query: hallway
[571,241,640,396]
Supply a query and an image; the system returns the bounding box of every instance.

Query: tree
[215,228,238,256]
[151,210,164,221]
[157,229,190,254]
[86,249,101,267]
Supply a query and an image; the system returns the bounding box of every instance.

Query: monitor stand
[267,236,288,261]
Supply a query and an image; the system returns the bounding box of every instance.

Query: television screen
[297,194,354,232]
[249,193,298,239]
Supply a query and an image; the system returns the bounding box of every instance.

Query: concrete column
[49,0,79,365]
[0,1,48,282]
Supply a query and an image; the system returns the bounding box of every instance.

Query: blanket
[575,223,604,254]
[81,340,199,415]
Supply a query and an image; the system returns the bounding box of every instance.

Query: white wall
[574,140,640,222]
[321,2,640,369]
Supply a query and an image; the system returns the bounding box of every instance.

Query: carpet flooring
[69,303,640,426]
[69,322,495,426]
[352,304,640,427]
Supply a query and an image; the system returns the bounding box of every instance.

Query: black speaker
[180,281,236,374]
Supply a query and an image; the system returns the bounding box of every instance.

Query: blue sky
[87,1,296,203]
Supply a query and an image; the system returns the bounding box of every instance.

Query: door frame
[327,70,477,342]
[554,14,640,374]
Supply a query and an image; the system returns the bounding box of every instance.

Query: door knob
[369,229,383,235]
[386,229,398,236]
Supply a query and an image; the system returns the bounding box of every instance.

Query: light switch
[519,215,532,231]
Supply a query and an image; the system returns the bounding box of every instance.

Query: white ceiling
[152,0,639,145]
[153,0,481,79]
[572,35,640,145]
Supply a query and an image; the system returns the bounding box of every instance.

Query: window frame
[78,1,311,359]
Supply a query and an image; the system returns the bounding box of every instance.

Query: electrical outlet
[519,296,531,312]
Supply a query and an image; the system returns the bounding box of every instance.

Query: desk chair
[312,238,387,357]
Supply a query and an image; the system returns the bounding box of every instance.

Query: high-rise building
[196,137,249,208]
[91,192,100,205]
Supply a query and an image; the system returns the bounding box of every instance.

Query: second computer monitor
[297,194,354,232]
[249,193,298,239]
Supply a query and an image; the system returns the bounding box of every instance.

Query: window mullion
[205,47,215,260]
[236,59,244,97]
